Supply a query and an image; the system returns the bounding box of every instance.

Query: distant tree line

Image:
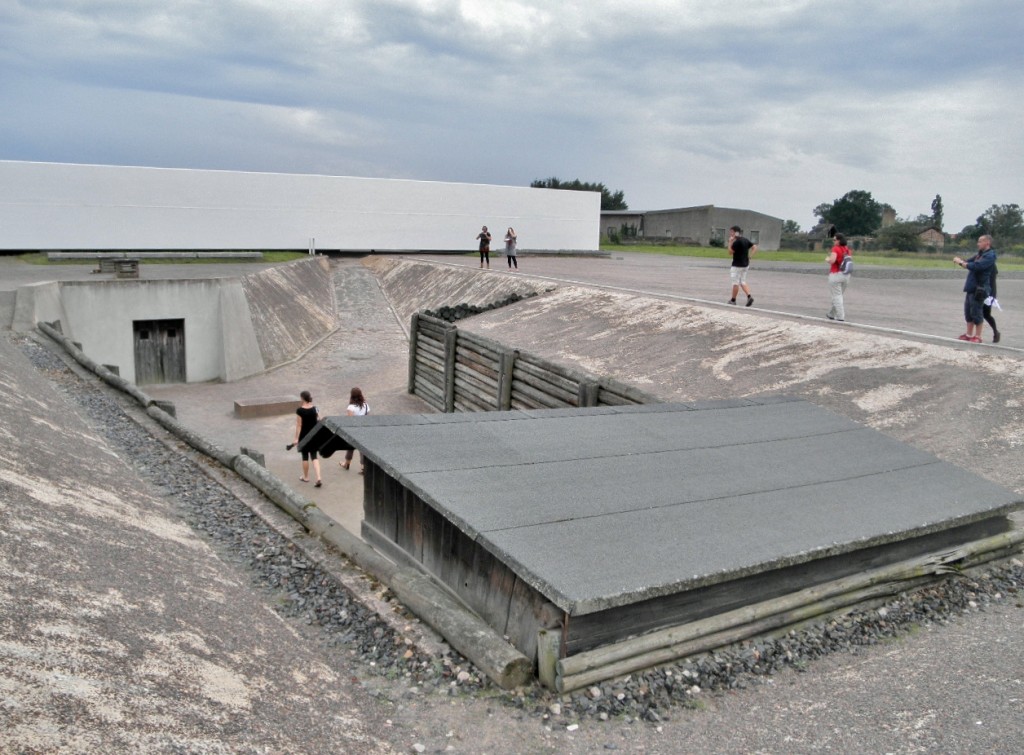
[531,177,628,211]
[786,189,1023,253]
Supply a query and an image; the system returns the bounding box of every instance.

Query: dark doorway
[133,319,186,384]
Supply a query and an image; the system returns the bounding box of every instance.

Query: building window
[749,230,760,244]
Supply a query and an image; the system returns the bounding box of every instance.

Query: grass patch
[602,244,1024,271]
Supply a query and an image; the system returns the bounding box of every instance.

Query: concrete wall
[0,160,600,252]
[12,257,334,384]
[57,280,238,384]
[241,257,336,369]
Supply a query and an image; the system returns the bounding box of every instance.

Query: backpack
[838,253,853,274]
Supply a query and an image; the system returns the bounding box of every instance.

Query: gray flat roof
[324,398,1022,614]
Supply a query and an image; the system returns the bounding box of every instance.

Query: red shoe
[969,336,982,343]
[957,334,970,340]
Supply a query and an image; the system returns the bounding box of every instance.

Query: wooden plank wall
[363,455,561,662]
[409,313,661,412]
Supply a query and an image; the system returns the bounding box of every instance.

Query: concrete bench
[234,396,301,419]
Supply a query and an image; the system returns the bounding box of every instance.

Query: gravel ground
[11,323,1024,753]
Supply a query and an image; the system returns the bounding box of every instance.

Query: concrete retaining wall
[367,256,557,326]
[241,256,336,369]
[13,257,334,384]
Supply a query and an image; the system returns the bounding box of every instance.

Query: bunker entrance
[133,319,186,385]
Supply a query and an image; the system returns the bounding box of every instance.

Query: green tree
[782,219,801,234]
[967,203,1024,242]
[813,190,883,236]
[875,221,921,252]
[531,177,628,210]
[931,194,944,230]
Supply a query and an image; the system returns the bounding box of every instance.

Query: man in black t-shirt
[727,225,757,307]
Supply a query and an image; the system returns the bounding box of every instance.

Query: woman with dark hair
[292,390,322,487]
[826,233,852,322]
[339,387,370,474]
[476,226,491,268]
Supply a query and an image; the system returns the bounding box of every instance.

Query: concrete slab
[233,395,302,418]
[327,400,1022,615]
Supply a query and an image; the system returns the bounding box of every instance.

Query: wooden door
[133,319,186,384]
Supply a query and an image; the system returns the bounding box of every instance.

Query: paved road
[416,251,1023,351]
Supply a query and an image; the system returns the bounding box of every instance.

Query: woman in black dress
[292,390,322,487]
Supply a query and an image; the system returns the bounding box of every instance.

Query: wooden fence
[409,313,660,412]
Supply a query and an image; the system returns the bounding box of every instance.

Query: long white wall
[0,161,600,252]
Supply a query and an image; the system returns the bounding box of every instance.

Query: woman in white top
[504,227,518,270]
[339,386,369,474]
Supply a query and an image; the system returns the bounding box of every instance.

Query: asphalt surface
[2,252,1023,753]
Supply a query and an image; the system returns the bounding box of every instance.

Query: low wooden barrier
[409,312,660,412]
[549,529,1024,691]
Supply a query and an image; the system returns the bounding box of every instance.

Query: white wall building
[0,161,600,252]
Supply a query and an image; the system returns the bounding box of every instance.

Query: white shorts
[730,266,749,285]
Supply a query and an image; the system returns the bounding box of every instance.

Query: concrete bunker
[12,257,336,384]
[303,397,1022,690]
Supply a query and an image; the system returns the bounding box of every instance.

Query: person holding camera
[504,227,518,270]
[477,225,492,268]
[953,235,997,343]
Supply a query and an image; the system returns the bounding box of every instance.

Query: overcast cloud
[1,0,1021,231]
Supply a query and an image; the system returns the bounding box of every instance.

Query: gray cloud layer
[2,0,1021,230]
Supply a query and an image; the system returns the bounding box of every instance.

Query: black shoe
[993,330,1001,343]
[746,296,754,307]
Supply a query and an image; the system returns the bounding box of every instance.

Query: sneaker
[728,298,736,305]
[826,313,835,320]
[969,336,982,343]
[957,334,970,341]
[993,330,1001,343]
[746,296,754,307]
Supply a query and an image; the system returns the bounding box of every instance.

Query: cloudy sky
[2,0,1021,232]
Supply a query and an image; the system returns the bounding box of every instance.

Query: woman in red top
[826,233,852,322]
